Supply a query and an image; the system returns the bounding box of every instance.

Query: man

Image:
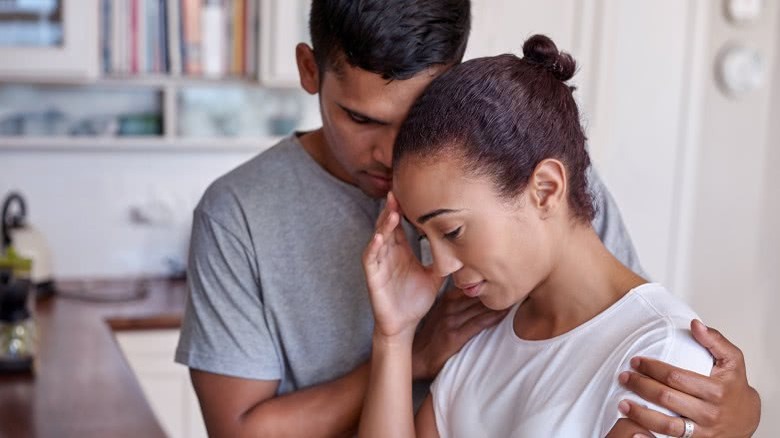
[175,1,760,436]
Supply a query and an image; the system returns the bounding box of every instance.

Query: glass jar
[0,249,36,372]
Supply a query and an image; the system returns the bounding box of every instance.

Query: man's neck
[298,128,355,186]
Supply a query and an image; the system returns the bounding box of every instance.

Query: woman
[359,35,711,437]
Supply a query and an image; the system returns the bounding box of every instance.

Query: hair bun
[522,34,576,82]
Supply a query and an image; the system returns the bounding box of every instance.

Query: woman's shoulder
[619,283,713,376]
[629,283,700,327]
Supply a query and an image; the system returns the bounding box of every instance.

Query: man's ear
[529,159,567,219]
[296,43,320,94]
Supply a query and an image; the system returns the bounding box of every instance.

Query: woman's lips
[458,281,485,298]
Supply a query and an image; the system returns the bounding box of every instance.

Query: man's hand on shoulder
[618,320,760,438]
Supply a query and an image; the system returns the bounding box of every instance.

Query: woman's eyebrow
[417,209,462,224]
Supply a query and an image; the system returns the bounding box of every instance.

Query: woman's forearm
[359,332,417,438]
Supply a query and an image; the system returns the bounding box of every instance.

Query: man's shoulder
[216,135,305,191]
[198,136,307,214]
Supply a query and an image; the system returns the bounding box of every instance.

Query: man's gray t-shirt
[175,134,643,397]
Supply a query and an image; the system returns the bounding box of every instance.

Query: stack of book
[101,0,259,78]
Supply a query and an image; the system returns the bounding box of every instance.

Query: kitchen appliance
[0,249,36,372]
[1,192,57,297]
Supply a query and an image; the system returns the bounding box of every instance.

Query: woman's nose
[430,244,463,278]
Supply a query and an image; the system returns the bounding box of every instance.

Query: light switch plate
[725,0,764,24]
[716,45,766,98]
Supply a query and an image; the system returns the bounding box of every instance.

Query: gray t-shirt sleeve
[588,167,647,278]
[175,209,282,381]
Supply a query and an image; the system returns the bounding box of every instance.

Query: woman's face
[394,156,556,310]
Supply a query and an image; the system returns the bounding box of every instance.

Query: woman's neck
[513,224,646,341]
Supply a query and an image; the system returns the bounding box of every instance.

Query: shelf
[0,74,270,88]
[0,136,282,152]
[98,75,268,88]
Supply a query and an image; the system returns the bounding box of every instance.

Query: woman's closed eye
[416,227,462,242]
[443,226,463,241]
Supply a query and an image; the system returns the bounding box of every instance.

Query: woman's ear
[529,159,567,219]
[296,43,320,94]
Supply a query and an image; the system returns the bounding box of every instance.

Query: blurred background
[0,0,777,436]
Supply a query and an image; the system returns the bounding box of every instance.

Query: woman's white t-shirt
[430,283,713,437]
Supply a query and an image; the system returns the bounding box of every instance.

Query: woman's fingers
[363,233,384,275]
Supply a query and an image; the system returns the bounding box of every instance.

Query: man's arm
[191,292,503,437]
[191,365,369,438]
[619,320,761,437]
[587,166,646,276]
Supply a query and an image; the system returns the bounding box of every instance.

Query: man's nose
[372,133,395,170]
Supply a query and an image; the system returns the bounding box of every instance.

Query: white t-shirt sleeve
[599,317,713,437]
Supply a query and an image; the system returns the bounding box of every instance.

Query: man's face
[317,63,448,198]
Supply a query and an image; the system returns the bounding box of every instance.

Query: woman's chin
[480,294,513,312]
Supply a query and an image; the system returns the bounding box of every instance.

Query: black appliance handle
[1,192,27,248]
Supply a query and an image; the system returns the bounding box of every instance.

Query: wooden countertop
[0,278,187,438]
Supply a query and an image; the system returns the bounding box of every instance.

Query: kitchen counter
[0,278,187,438]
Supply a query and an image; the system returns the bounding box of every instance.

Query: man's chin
[358,176,392,199]
[360,184,391,199]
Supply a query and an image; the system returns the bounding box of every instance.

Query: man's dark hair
[309,0,471,80]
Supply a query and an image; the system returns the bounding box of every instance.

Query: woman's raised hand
[363,192,444,340]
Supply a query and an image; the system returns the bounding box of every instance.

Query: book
[201,1,225,77]
[166,0,182,75]
[181,0,203,75]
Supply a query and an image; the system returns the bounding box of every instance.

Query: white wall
[585,0,695,285]
[1,150,256,278]
[681,2,780,436]
[590,3,779,435]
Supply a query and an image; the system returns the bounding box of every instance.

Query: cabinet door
[0,0,99,81]
[116,329,208,438]
[258,0,309,87]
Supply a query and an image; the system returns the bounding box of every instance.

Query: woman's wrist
[372,328,415,349]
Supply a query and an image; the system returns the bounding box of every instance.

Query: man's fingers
[449,303,497,328]
[690,320,743,371]
[458,308,508,337]
[619,370,711,422]
[630,356,720,401]
[440,288,482,311]
[619,400,688,438]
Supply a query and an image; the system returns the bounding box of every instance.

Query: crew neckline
[504,282,661,346]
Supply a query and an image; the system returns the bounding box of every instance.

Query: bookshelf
[0,0,315,151]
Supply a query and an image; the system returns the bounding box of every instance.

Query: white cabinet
[0,0,100,81]
[115,329,208,438]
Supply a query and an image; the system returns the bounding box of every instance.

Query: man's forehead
[327,64,445,116]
